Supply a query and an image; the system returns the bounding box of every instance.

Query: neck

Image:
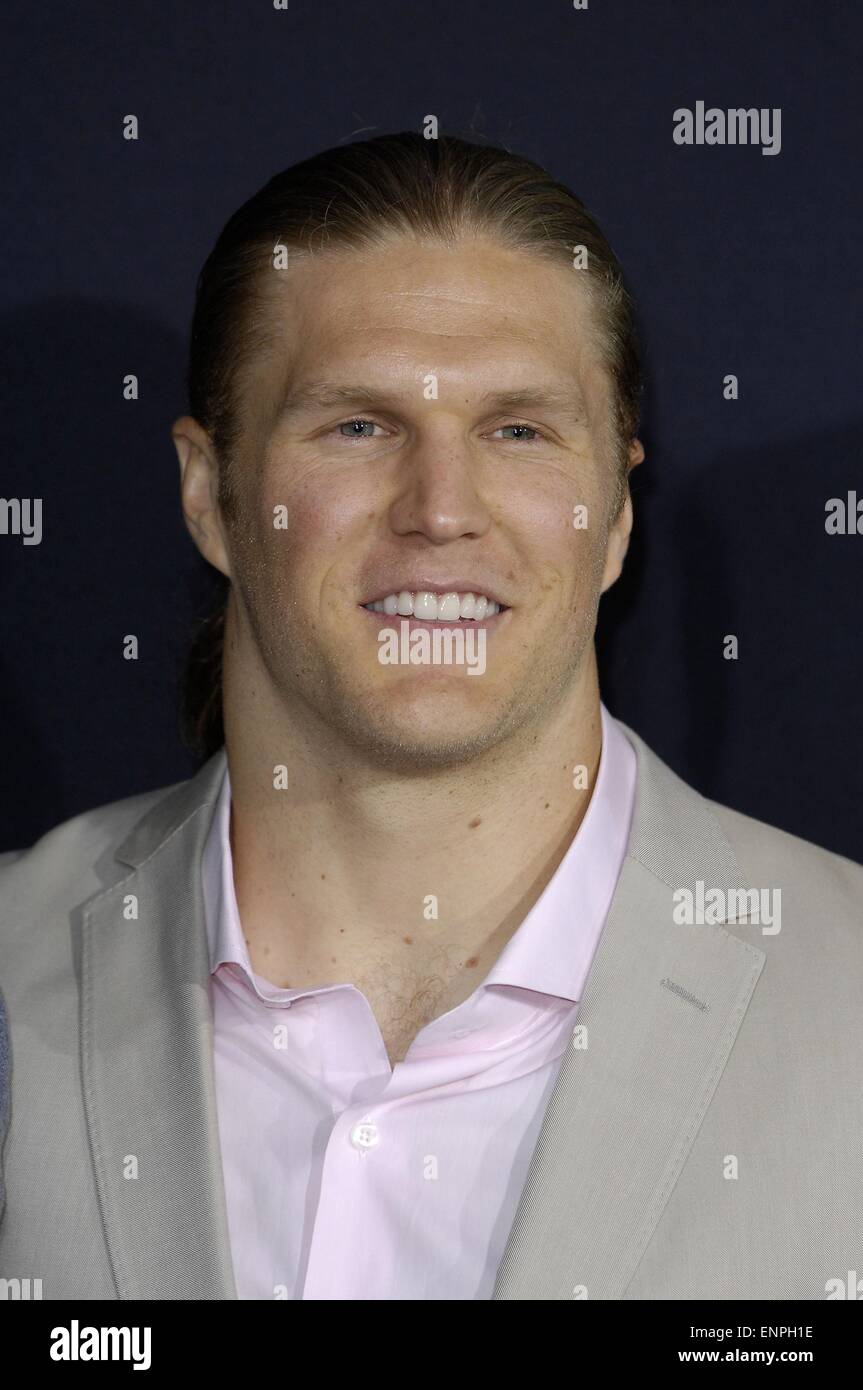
[220,626,603,990]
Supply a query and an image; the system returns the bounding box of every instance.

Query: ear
[171,416,233,579]
[600,437,644,594]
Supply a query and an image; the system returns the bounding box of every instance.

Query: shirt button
[349,1120,380,1152]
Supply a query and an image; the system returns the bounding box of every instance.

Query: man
[1,132,861,1301]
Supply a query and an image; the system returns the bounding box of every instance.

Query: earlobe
[600,492,634,595]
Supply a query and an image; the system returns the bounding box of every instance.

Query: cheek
[250,470,375,597]
[504,469,608,595]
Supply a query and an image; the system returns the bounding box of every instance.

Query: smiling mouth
[360,590,508,623]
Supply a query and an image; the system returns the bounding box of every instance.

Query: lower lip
[359,606,508,631]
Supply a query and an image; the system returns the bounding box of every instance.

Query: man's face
[205,235,635,768]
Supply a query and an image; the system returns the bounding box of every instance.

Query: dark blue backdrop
[3,0,861,861]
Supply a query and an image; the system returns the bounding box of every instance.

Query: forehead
[257,235,607,404]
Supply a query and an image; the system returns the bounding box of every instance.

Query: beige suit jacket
[1,717,862,1299]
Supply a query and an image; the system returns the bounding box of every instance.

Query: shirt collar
[202,701,637,1007]
[480,702,636,1001]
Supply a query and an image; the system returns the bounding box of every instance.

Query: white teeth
[365,590,504,621]
[413,591,439,620]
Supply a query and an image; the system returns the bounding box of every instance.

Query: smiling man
[1,132,862,1303]
[174,223,642,1088]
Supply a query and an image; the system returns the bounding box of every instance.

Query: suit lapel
[492,720,766,1299]
[80,749,237,1299]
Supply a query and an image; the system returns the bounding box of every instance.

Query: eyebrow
[278,381,587,422]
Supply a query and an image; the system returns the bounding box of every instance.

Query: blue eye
[338,418,382,438]
[493,422,542,442]
[333,417,545,443]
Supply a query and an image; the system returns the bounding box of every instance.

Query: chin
[352,724,510,772]
[331,691,513,771]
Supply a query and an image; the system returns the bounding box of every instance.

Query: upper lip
[359,578,510,607]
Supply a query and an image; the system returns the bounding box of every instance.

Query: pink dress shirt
[202,701,637,1299]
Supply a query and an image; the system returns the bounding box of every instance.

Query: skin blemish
[468,816,482,829]
[403,935,413,945]
[465,956,479,968]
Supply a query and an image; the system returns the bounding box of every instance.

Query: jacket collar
[81,746,234,1299]
[112,747,228,871]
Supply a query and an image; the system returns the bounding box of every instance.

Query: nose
[387,423,493,544]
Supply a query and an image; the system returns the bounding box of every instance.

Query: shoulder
[0,776,186,928]
[616,714,863,959]
[708,793,863,908]
[618,714,863,913]
[702,792,863,991]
